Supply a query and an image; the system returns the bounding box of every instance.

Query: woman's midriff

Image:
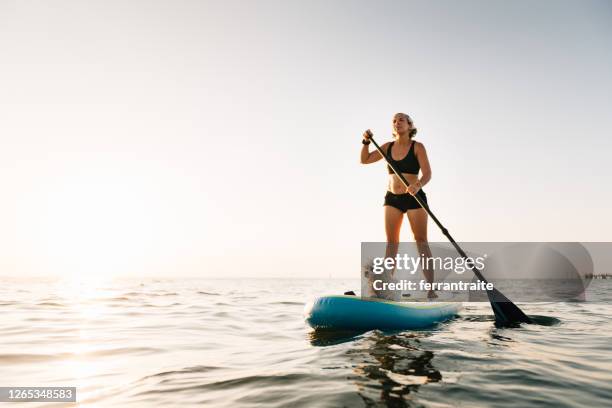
[388,173,420,194]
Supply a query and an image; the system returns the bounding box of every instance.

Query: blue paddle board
[305,295,461,331]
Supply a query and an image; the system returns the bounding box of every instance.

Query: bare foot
[427,290,438,299]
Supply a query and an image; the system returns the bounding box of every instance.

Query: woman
[360,113,437,299]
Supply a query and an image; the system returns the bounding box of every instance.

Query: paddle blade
[487,287,532,326]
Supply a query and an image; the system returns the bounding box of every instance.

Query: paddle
[365,131,532,325]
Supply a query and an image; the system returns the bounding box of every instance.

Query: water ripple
[1,278,611,408]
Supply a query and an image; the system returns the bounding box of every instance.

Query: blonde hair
[393,112,418,139]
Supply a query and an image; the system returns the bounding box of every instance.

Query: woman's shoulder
[413,140,426,152]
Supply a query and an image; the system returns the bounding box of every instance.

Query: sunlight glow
[42,170,157,278]
[13,157,204,278]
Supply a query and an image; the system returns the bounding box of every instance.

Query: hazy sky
[1,0,611,278]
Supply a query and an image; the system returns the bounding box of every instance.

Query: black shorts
[384,190,427,212]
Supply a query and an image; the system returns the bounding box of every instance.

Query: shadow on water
[308,313,560,406]
[527,315,561,326]
[495,315,561,329]
[311,328,442,407]
[348,331,440,407]
[462,314,560,328]
[308,326,442,348]
[308,329,366,347]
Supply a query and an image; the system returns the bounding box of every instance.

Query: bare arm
[360,130,390,164]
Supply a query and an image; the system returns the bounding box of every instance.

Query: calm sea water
[1,277,611,407]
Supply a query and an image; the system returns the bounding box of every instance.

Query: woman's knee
[385,232,401,243]
[386,238,400,245]
[413,234,428,242]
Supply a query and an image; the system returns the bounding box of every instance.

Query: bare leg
[369,206,403,299]
[406,208,437,299]
[384,205,403,263]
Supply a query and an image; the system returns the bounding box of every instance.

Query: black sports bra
[386,141,420,175]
